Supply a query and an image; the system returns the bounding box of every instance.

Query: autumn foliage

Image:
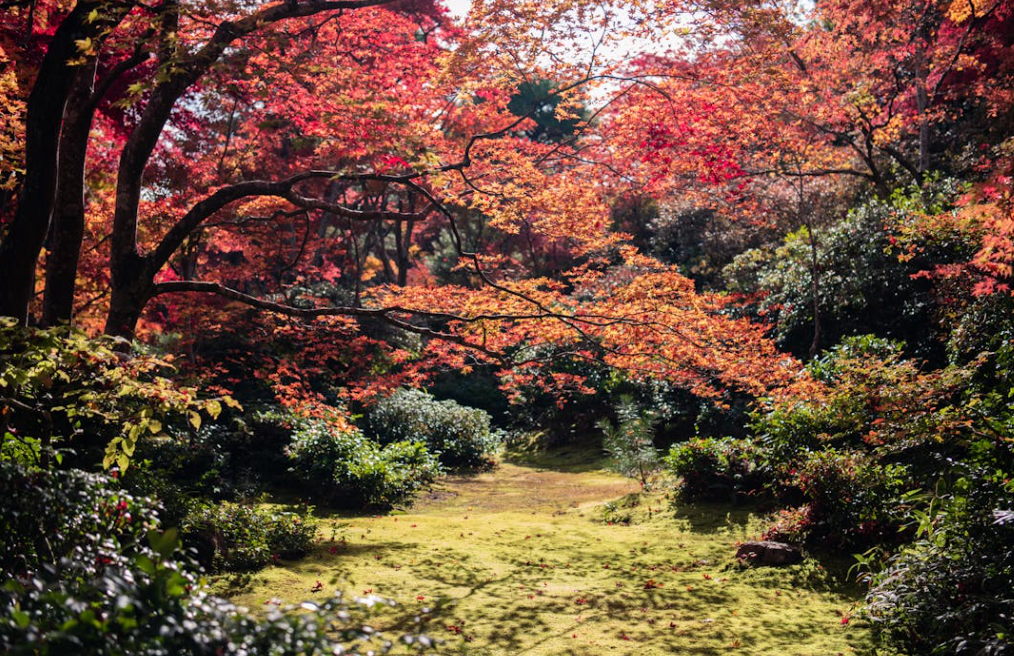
[1,0,1013,416]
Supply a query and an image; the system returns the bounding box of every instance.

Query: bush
[367,389,502,469]
[0,320,233,472]
[765,450,907,548]
[180,502,317,572]
[0,465,434,656]
[865,474,1014,654]
[123,435,235,530]
[722,196,961,361]
[287,418,441,508]
[664,437,765,501]
[0,462,159,577]
[751,335,971,483]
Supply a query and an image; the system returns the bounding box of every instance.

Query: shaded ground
[218,453,880,655]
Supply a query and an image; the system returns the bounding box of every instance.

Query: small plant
[367,389,503,470]
[598,403,661,488]
[180,502,317,572]
[287,417,441,508]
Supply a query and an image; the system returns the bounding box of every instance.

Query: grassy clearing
[216,450,880,655]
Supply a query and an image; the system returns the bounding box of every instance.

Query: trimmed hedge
[367,389,502,469]
[287,419,441,508]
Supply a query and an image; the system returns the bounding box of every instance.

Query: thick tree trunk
[104,260,153,341]
[0,4,101,323]
[42,59,100,327]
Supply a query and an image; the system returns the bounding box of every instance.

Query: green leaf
[12,609,29,628]
[135,555,156,576]
[148,528,179,559]
[188,411,202,430]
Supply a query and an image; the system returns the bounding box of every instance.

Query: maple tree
[0,0,1010,408]
[0,0,823,414]
[2,4,1013,655]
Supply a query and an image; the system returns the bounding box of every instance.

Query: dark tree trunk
[104,255,154,340]
[916,78,930,174]
[807,226,822,359]
[0,3,103,323]
[42,59,100,327]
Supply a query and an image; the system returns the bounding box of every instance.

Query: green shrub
[766,450,907,548]
[0,462,158,577]
[750,335,970,483]
[287,419,441,508]
[865,474,1014,654]
[122,435,235,530]
[180,502,317,572]
[367,389,502,469]
[0,464,434,656]
[722,196,963,361]
[0,320,233,472]
[664,437,765,501]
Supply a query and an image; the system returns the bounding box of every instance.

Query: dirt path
[222,457,877,655]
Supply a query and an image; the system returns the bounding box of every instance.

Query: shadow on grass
[504,445,609,474]
[671,501,758,535]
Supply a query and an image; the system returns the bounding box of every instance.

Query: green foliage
[180,502,317,573]
[0,465,434,656]
[124,435,236,529]
[723,200,964,361]
[0,462,158,576]
[770,450,907,548]
[751,335,970,479]
[287,417,441,508]
[664,437,765,501]
[367,388,503,469]
[506,78,586,144]
[806,334,906,383]
[598,403,661,488]
[428,367,512,427]
[865,473,1014,654]
[0,320,235,471]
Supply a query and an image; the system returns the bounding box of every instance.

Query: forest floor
[216,448,882,655]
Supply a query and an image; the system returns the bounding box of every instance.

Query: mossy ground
[215,449,881,655]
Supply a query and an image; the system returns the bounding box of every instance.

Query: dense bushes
[866,474,1014,654]
[664,437,765,501]
[764,451,907,548]
[0,463,434,656]
[0,462,157,576]
[287,417,441,507]
[665,440,906,548]
[722,196,963,361]
[367,389,503,469]
[180,502,317,572]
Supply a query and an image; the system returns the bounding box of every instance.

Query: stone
[735,540,803,566]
